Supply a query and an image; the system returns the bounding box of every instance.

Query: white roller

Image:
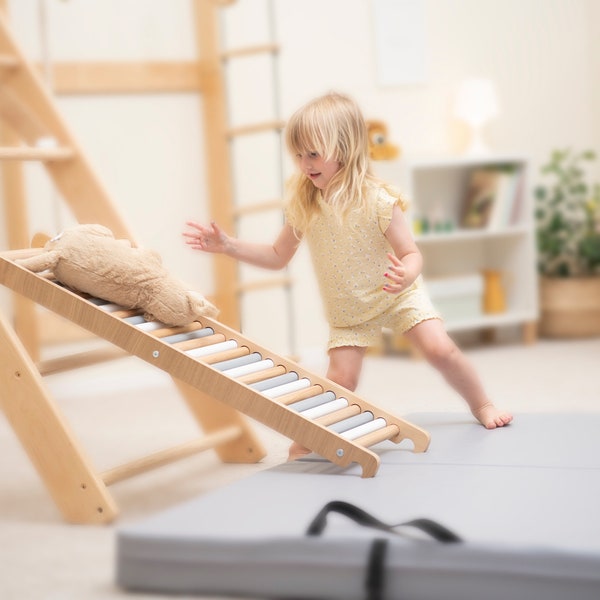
[340,417,387,440]
[301,397,348,420]
[136,320,166,332]
[224,359,275,379]
[186,340,237,358]
[262,378,311,399]
[98,302,127,312]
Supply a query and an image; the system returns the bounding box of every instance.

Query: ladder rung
[236,276,293,294]
[232,199,284,218]
[0,146,74,161]
[220,43,279,60]
[100,425,243,486]
[236,364,286,385]
[316,405,361,427]
[277,385,324,406]
[354,424,400,448]
[226,120,285,138]
[37,346,129,376]
[151,321,207,339]
[202,345,249,365]
[173,333,225,352]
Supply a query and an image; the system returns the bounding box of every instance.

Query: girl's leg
[404,319,512,428]
[325,345,368,392]
[288,345,367,459]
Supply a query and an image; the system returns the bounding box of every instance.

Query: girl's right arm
[183,221,301,270]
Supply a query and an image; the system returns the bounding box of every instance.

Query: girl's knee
[406,321,458,368]
[327,366,360,391]
[421,336,458,369]
[327,346,365,391]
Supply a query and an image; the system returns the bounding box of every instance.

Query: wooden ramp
[0,250,430,524]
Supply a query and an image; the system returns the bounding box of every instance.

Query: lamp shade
[454,78,499,127]
[454,78,500,154]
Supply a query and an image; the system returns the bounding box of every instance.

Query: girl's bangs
[287,110,336,161]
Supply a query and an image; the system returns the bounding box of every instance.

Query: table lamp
[454,78,499,155]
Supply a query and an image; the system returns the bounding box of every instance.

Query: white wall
[1,0,599,358]
[590,0,600,167]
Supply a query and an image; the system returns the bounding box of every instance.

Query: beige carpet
[1,336,599,599]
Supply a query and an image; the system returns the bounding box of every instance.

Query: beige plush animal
[16,224,218,326]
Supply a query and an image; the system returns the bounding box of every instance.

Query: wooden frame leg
[522,320,538,345]
[0,310,118,524]
[174,379,267,463]
[1,121,42,360]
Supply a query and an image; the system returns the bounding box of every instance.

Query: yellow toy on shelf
[366,119,400,161]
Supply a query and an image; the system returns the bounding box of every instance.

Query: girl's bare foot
[472,402,513,429]
[288,441,311,461]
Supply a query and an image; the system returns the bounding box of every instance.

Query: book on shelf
[461,164,523,230]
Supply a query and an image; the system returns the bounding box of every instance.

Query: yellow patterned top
[289,186,421,328]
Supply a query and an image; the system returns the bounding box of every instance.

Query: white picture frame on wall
[372,0,427,86]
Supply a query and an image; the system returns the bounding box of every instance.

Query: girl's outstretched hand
[383,252,409,294]
[183,220,229,254]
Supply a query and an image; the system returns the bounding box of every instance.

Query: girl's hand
[383,252,410,294]
[183,220,229,254]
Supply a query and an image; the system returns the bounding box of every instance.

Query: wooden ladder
[0,9,133,239]
[198,0,295,350]
[0,7,136,359]
[1,0,293,356]
[0,249,430,523]
[0,248,269,525]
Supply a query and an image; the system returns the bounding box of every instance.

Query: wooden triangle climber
[0,249,430,524]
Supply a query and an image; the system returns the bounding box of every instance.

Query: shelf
[415,224,530,244]
[443,309,538,333]
[405,154,529,170]
[373,155,539,343]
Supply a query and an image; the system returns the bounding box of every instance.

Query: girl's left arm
[383,204,423,294]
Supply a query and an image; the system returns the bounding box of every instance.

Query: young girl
[184,92,512,457]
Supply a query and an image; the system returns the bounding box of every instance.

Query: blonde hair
[284,92,402,232]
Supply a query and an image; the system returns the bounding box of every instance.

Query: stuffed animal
[16,223,218,326]
[366,120,400,161]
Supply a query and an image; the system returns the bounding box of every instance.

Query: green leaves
[535,148,600,277]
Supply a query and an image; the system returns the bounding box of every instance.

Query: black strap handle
[306,500,462,543]
[306,501,462,600]
[365,538,388,600]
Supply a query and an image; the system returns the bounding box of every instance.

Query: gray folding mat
[116,413,600,599]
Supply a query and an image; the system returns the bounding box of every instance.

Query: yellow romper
[291,186,440,350]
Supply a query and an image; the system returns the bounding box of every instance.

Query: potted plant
[534,148,600,337]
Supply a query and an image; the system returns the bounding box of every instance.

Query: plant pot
[539,276,600,338]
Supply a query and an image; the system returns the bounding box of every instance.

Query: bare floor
[1,337,599,599]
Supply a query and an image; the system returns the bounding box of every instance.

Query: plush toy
[366,120,400,161]
[16,224,218,327]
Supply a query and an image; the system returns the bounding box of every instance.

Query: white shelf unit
[374,155,539,341]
